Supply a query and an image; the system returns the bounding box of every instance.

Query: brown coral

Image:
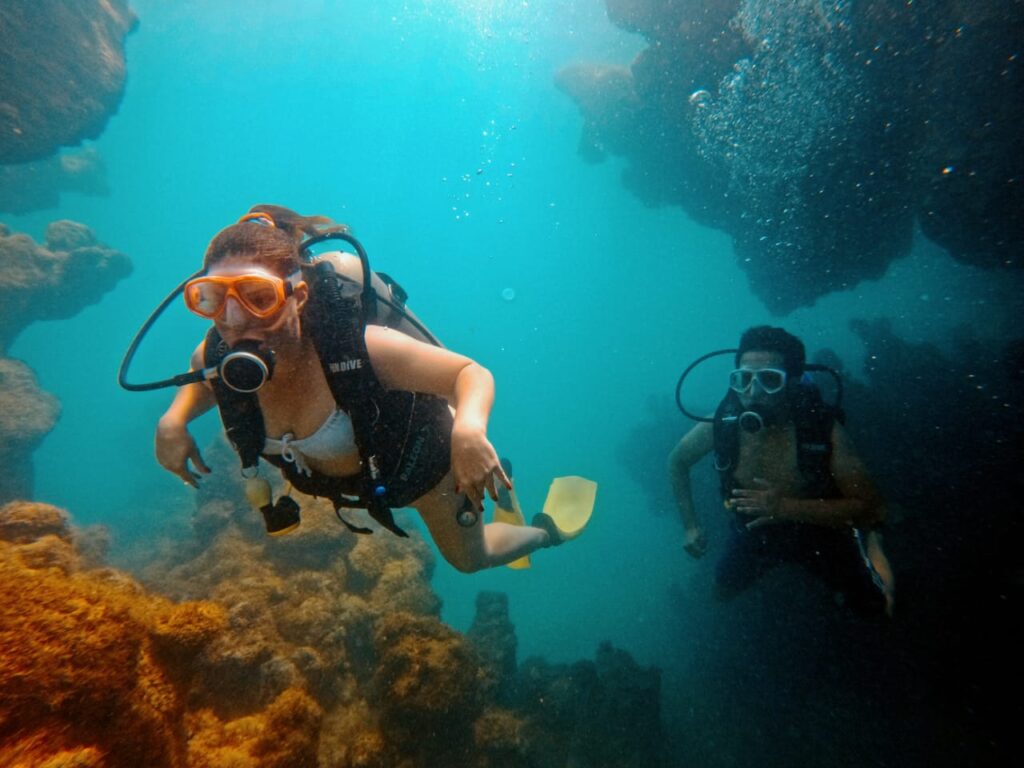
[0,146,109,214]
[372,611,485,764]
[0,221,130,502]
[1,545,182,767]
[0,220,132,353]
[185,689,322,768]
[0,0,137,164]
[0,358,60,503]
[0,502,228,768]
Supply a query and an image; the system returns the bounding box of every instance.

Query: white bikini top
[263,409,356,476]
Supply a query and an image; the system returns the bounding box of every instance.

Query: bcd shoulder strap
[791,384,838,498]
[301,261,408,537]
[204,328,265,470]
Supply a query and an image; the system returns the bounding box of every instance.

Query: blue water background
[5,0,1020,729]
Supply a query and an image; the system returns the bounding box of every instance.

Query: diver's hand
[156,415,211,488]
[683,525,708,559]
[450,423,511,512]
[731,477,783,529]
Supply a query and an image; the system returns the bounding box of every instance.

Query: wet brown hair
[736,325,806,378]
[202,204,349,276]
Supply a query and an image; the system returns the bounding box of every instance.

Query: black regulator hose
[119,230,440,393]
[117,269,205,391]
[675,349,737,423]
[299,230,442,346]
[674,350,845,422]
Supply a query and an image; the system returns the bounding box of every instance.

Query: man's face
[735,350,787,410]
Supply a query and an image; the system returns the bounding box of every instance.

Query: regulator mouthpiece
[738,410,765,433]
[221,340,275,393]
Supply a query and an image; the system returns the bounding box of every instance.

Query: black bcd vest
[205,261,453,536]
[712,383,845,501]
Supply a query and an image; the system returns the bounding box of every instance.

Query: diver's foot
[531,512,563,547]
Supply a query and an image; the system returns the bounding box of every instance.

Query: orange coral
[372,611,486,764]
[0,539,183,767]
[185,689,322,768]
[0,502,226,768]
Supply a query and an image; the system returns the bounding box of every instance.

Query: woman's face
[207,255,306,347]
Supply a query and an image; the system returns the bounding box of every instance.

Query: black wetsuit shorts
[265,392,453,510]
[715,521,888,616]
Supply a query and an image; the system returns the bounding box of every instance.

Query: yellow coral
[186,689,322,768]
[0,528,225,768]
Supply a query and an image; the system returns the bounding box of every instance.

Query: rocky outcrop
[0,220,131,353]
[2,448,674,768]
[0,1,137,164]
[467,590,519,704]
[0,146,109,214]
[0,221,130,503]
[560,0,1023,312]
[515,643,665,768]
[0,358,59,503]
[826,322,1021,765]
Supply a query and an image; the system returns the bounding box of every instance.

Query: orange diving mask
[184,271,304,319]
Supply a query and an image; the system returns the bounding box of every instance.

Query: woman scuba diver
[135,205,594,572]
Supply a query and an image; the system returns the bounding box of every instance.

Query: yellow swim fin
[494,459,531,569]
[535,475,597,544]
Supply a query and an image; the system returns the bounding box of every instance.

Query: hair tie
[237,212,276,227]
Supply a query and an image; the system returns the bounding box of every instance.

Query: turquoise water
[4,2,1020,760]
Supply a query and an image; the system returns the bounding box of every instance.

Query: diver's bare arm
[778,423,883,528]
[159,380,217,427]
[155,344,216,484]
[366,327,508,504]
[668,423,714,530]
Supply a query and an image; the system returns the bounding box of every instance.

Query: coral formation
[0,359,59,503]
[0,501,226,768]
[0,221,130,503]
[2,442,672,767]
[0,0,137,164]
[515,643,665,768]
[467,590,519,703]
[0,220,131,353]
[559,0,1024,312]
[136,442,672,766]
[0,146,109,214]
[373,611,486,764]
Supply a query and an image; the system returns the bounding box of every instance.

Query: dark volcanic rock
[560,0,1024,312]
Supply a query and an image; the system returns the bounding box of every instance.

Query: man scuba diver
[669,326,894,616]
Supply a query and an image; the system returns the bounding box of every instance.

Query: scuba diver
[668,326,894,616]
[124,205,595,573]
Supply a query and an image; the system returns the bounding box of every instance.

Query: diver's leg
[714,524,774,601]
[864,529,896,616]
[413,471,550,573]
[800,527,891,617]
